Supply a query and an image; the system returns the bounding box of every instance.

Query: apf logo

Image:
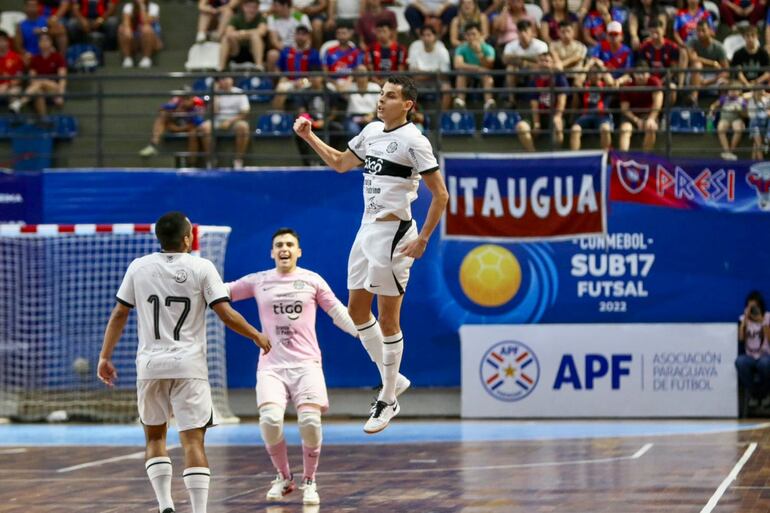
[479,341,539,402]
[616,159,650,194]
[747,162,770,211]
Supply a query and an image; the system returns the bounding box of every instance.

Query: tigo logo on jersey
[479,341,539,401]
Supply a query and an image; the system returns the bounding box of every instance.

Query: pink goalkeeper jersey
[227,267,343,370]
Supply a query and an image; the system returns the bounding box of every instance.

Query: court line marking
[56,444,181,473]
[700,442,757,513]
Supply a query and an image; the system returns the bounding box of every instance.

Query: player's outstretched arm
[293,116,362,173]
[212,301,272,354]
[97,302,132,387]
[401,170,449,259]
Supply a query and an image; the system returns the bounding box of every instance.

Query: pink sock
[266,439,292,479]
[302,443,321,481]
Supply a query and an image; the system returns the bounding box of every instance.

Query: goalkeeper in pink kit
[226,227,358,506]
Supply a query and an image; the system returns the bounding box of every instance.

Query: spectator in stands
[364,19,407,80]
[404,0,459,38]
[618,62,663,151]
[196,0,240,43]
[11,32,66,116]
[516,52,568,151]
[628,0,666,51]
[746,88,770,160]
[292,0,328,48]
[582,0,623,47]
[325,0,363,37]
[688,19,728,105]
[720,0,765,32]
[16,0,50,64]
[68,0,119,49]
[37,0,70,54]
[735,291,770,409]
[322,20,364,93]
[0,31,24,109]
[272,24,323,110]
[503,19,548,105]
[492,0,535,51]
[673,0,714,48]
[138,94,206,158]
[570,61,616,150]
[408,25,452,109]
[453,22,496,110]
[449,0,488,49]
[550,20,586,81]
[219,0,266,70]
[345,72,380,133]
[709,81,747,160]
[194,77,250,169]
[540,0,578,46]
[586,20,632,78]
[118,0,162,69]
[355,0,398,50]
[732,26,770,87]
[638,19,685,96]
[266,0,311,70]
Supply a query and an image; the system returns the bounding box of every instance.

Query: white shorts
[137,378,218,432]
[256,364,329,413]
[347,219,417,296]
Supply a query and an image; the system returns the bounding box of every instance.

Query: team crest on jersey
[293,280,305,290]
[480,340,539,402]
[386,141,398,153]
[175,270,188,283]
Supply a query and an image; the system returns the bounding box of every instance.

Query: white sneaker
[195,31,206,43]
[138,144,158,157]
[138,57,152,68]
[453,97,465,109]
[364,399,400,434]
[484,98,497,111]
[122,57,134,68]
[8,99,21,113]
[301,479,320,505]
[721,151,738,160]
[233,158,244,170]
[266,473,295,501]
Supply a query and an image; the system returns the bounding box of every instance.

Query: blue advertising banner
[0,171,42,223]
[17,156,769,388]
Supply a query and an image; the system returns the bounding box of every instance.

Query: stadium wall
[2,153,769,389]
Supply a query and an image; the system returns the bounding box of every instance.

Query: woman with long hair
[450,0,489,48]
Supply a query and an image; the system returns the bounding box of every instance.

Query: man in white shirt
[503,19,549,105]
[408,25,452,109]
[98,211,271,513]
[194,76,251,169]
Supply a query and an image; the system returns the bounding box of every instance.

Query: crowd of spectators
[1,0,770,162]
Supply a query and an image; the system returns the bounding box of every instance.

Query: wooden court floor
[2,421,770,513]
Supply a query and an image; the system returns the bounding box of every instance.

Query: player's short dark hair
[648,18,663,29]
[386,75,418,105]
[696,18,711,29]
[272,227,300,245]
[463,21,481,33]
[420,24,437,36]
[337,19,354,30]
[155,211,190,251]
[558,20,572,29]
[375,18,395,30]
[516,19,532,32]
[0,31,9,41]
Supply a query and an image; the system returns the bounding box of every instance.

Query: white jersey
[347,121,439,224]
[116,252,230,380]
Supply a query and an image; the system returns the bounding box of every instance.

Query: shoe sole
[303,497,321,505]
[363,402,400,434]
[266,483,296,501]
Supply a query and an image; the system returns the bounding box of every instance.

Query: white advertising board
[461,324,737,418]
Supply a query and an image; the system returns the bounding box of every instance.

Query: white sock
[357,318,384,379]
[381,332,404,404]
[183,467,210,513]
[145,456,174,513]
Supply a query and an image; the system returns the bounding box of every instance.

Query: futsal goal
[0,223,238,423]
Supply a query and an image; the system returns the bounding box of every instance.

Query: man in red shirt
[365,20,407,82]
[12,32,66,115]
[638,19,685,104]
[618,63,663,152]
[0,31,24,108]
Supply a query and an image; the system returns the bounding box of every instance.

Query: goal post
[0,223,238,423]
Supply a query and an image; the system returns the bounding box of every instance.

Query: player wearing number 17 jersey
[293,75,449,434]
[97,211,271,513]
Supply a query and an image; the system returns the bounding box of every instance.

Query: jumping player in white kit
[97,212,271,513]
[293,75,449,433]
[226,227,359,505]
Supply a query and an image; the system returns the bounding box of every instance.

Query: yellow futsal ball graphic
[459,245,521,307]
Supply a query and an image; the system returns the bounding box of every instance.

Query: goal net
[0,223,237,423]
